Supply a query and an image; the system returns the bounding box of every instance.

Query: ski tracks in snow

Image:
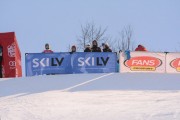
[61,73,114,92]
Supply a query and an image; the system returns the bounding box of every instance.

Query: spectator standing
[84,43,91,52]
[70,45,76,54]
[102,43,112,52]
[42,43,53,53]
[135,44,147,51]
[91,40,101,52]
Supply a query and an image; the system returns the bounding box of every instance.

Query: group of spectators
[84,40,112,53]
[42,40,147,53]
[43,40,113,53]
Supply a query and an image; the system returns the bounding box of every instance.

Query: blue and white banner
[25,53,72,76]
[25,52,117,76]
[71,52,117,73]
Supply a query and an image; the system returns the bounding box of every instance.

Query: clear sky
[0,0,180,75]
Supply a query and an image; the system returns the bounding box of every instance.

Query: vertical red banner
[0,32,22,78]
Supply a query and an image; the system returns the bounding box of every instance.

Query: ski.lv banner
[120,52,166,73]
[71,52,117,73]
[166,53,180,73]
[25,53,72,76]
[25,52,117,76]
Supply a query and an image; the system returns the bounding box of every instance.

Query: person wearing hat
[42,43,53,53]
[91,40,101,52]
[70,45,77,54]
[102,43,112,52]
[84,43,91,52]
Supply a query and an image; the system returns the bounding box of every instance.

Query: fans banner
[166,53,180,73]
[120,52,166,73]
[25,52,117,76]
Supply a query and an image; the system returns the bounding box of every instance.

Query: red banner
[0,32,22,78]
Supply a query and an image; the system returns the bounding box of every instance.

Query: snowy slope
[0,73,180,120]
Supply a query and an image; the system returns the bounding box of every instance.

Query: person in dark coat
[70,45,76,54]
[84,43,91,52]
[91,40,101,52]
[102,43,112,52]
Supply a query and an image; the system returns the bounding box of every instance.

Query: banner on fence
[25,53,71,76]
[120,52,166,73]
[25,52,117,76]
[166,53,180,73]
[71,52,117,73]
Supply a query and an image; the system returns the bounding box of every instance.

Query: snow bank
[1,73,180,120]
[0,73,180,97]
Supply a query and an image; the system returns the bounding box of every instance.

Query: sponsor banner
[120,52,166,73]
[72,52,117,73]
[166,53,180,73]
[25,52,117,76]
[25,53,71,76]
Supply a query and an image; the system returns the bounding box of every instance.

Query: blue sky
[0,0,180,75]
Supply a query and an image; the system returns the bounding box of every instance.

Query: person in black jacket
[84,43,91,52]
[0,46,3,78]
[91,40,101,52]
[70,45,76,54]
[102,43,112,52]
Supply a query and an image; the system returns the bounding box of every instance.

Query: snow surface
[1,73,180,120]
